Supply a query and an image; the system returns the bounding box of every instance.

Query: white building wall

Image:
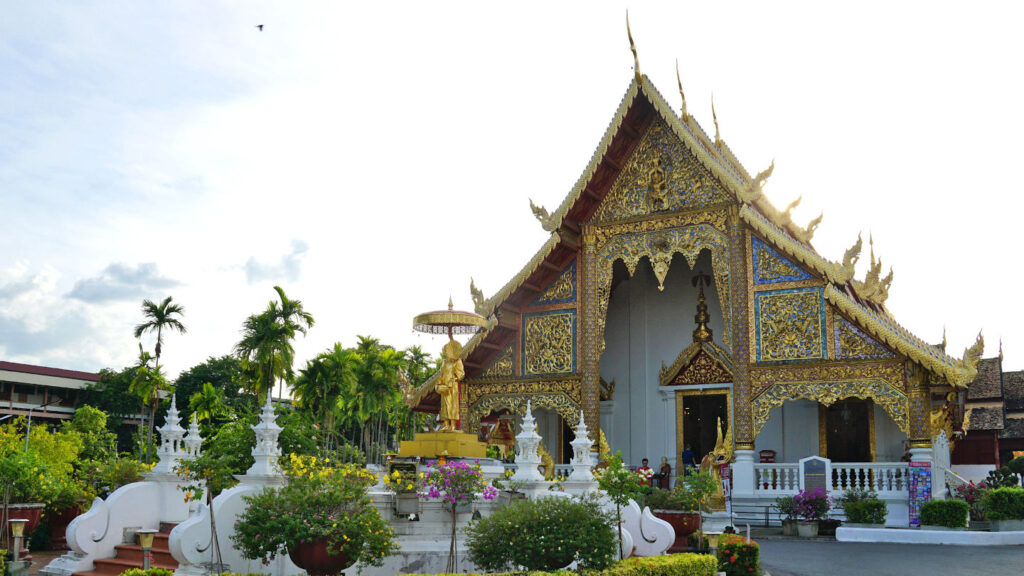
[756,399,820,461]
[874,404,905,462]
[598,253,725,471]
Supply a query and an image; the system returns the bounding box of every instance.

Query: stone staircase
[73,524,178,576]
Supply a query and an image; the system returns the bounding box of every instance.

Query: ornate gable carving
[533,261,576,305]
[480,342,514,378]
[751,237,814,285]
[660,340,734,386]
[834,316,896,360]
[592,118,732,224]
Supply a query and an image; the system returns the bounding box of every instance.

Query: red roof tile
[0,361,100,382]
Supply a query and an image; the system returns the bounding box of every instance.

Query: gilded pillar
[729,209,755,449]
[907,363,932,448]
[580,225,601,440]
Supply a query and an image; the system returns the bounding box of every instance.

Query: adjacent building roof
[967,406,1005,431]
[966,357,1003,401]
[0,361,99,383]
[1003,371,1024,411]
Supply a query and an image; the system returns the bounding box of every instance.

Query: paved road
[759,540,1024,576]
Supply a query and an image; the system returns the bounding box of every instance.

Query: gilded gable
[591,118,733,224]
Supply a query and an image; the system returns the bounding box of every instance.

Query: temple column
[580,225,601,441]
[728,209,756,498]
[907,363,933,467]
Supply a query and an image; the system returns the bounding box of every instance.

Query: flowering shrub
[419,459,498,505]
[382,468,419,494]
[604,553,718,576]
[716,533,759,576]
[793,487,830,521]
[231,454,398,567]
[465,494,616,571]
[954,481,989,520]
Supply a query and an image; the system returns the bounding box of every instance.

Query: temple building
[407,64,984,518]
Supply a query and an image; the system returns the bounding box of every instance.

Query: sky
[2,1,1022,379]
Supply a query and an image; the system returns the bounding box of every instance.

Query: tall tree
[189,382,231,424]
[133,296,185,458]
[270,286,314,399]
[293,343,358,452]
[133,296,187,368]
[128,344,168,462]
[234,303,294,402]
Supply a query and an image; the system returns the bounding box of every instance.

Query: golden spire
[941,326,947,351]
[999,338,1004,360]
[692,272,713,343]
[448,296,453,311]
[627,11,641,83]
[675,59,688,122]
[712,95,721,147]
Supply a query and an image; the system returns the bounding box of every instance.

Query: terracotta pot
[6,503,44,539]
[288,539,354,576]
[49,505,82,550]
[652,510,701,552]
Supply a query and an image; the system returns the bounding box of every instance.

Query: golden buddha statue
[435,338,464,431]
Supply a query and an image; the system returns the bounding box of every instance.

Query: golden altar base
[399,430,488,458]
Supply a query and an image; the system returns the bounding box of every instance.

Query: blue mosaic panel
[751,237,814,285]
[532,261,576,306]
[754,287,828,363]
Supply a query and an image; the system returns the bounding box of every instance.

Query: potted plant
[953,480,990,530]
[982,487,1024,532]
[647,470,716,552]
[775,495,797,536]
[419,458,498,573]
[838,488,887,528]
[232,453,399,576]
[492,469,526,506]
[793,487,830,537]
[383,466,420,515]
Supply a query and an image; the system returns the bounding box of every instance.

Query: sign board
[908,461,932,526]
[798,456,830,492]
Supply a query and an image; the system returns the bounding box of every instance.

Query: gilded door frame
[674,385,733,465]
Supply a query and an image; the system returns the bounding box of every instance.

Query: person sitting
[637,457,654,486]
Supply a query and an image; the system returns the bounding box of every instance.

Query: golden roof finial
[627,11,641,83]
[999,337,1004,360]
[712,95,721,147]
[448,296,453,311]
[675,59,688,122]
[941,326,947,351]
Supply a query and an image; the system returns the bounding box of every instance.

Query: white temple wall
[874,404,906,461]
[755,399,820,461]
[599,252,725,470]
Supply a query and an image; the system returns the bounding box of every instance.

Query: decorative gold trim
[464,392,581,435]
[752,377,908,437]
[824,285,972,387]
[674,387,733,470]
[818,403,828,458]
[659,340,734,386]
[465,377,582,407]
[735,442,755,451]
[909,440,932,449]
[868,399,876,462]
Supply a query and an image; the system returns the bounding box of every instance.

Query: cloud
[245,240,308,284]
[67,262,182,303]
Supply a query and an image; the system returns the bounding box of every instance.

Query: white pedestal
[731,450,756,499]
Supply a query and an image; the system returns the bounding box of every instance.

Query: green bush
[843,500,887,524]
[717,533,759,576]
[774,495,796,520]
[604,553,718,576]
[117,569,175,576]
[919,499,969,528]
[982,487,1024,521]
[465,495,616,571]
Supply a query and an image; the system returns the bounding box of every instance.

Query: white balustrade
[753,461,908,497]
[830,462,908,497]
[753,463,800,493]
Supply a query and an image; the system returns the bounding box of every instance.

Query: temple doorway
[680,391,729,463]
[822,399,872,462]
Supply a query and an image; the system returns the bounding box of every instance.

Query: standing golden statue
[699,417,732,510]
[436,339,465,431]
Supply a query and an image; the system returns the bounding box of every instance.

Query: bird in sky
[256,24,264,31]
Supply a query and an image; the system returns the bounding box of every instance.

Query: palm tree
[189,382,230,424]
[293,343,358,452]
[133,296,186,456]
[233,303,294,402]
[134,296,187,368]
[271,286,314,399]
[128,344,168,463]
